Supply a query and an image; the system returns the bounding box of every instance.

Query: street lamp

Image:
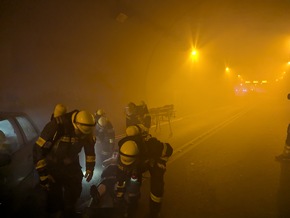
[225,67,230,73]
[190,49,198,62]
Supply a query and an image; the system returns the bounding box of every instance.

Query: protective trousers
[46,164,83,217]
[148,163,166,217]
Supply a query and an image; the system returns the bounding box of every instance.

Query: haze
[0,0,289,131]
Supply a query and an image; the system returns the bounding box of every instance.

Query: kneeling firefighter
[116,125,173,218]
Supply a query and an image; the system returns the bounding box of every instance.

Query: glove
[90,185,101,207]
[39,174,55,191]
[84,170,94,182]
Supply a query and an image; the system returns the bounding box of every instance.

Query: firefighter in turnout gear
[276,124,290,162]
[276,94,290,162]
[115,124,173,218]
[33,109,96,217]
[95,115,116,162]
[125,101,151,132]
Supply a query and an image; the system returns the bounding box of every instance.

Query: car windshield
[16,116,38,142]
[0,119,21,154]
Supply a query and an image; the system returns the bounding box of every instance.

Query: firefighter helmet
[72,110,96,134]
[96,109,105,116]
[126,125,140,136]
[53,103,67,118]
[98,116,108,127]
[126,124,148,136]
[119,140,139,165]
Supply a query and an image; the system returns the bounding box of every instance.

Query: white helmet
[119,140,139,165]
[98,116,108,127]
[72,110,96,134]
[53,103,67,118]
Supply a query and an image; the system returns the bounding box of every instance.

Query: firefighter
[115,125,173,218]
[125,101,151,132]
[33,109,96,218]
[276,124,290,162]
[276,94,290,162]
[276,124,290,161]
[95,115,116,162]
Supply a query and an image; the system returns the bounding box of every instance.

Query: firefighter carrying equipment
[119,140,139,165]
[72,110,96,134]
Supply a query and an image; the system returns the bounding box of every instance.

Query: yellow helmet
[126,125,140,136]
[119,140,139,165]
[72,110,96,134]
[126,124,148,136]
[53,103,67,118]
[96,109,105,116]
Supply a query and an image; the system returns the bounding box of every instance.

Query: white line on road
[167,108,250,164]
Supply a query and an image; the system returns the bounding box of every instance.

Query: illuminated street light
[190,49,198,62]
[191,50,197,56]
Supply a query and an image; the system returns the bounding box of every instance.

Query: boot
[149,199,161,218]
[89,185,101,207]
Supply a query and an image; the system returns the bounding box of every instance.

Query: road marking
[167,108,250,164]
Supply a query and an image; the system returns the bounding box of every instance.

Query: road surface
[132,95,289,218]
